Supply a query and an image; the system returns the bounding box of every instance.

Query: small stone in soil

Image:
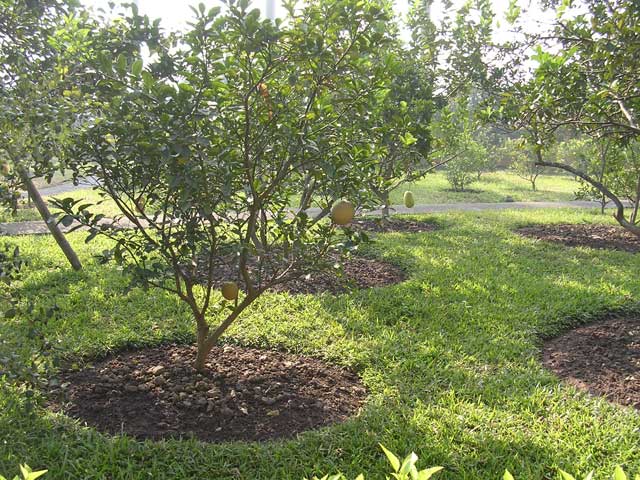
[148,365,165,375]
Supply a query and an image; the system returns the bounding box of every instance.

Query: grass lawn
[0,188,122,223]
[389,171,580,205]
[1,208,640,479]
[0,171,580,224]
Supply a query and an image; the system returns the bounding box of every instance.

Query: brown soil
[350,217,439,234]
[272,255,405,295]
[516,224,640,253]
[48,344,367,443]
[543,316,640,409]
[197,253,406,296]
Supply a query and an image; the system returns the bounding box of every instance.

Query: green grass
[0,171,580,224]
[0,187,121,223]
[389,170,579,205]
[2,208,640,479]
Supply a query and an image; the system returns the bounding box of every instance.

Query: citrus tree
[495,0,640,236]
[56,0,395,371]
[500,138,544,191]
[432,99,489,192]
[0,0,87,270]
[354,45,434,218]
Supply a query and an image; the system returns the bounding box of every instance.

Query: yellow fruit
[221,281,239,301]
[403,191,415,208]
[135,196,147,214]
[331,200,355,226]
[1,162,10,176]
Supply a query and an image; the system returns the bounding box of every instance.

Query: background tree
[358,45,435,218]
[500,138,544,191]
[57,0,396,372]
[0,0,85,270]
[433,99,488,192]
[494,0,640,236]
[444,138,488,192]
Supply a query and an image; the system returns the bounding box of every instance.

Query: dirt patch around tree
[349,217,439,234]
[196,252,406,296]
[274,255,406,295]
[516,223,640,253]
[543,315,640,409]
[48,343,367,443]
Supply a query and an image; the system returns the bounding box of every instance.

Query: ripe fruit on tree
[1,162,10,176]
[403,191,415,208]
[221,281,239,301]
[331,200,355,225]
[135,195,147,214]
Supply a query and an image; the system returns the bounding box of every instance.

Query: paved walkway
[0,200,610,236]
[33,177,98,197]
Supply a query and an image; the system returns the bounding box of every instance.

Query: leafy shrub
[445,139,488,192]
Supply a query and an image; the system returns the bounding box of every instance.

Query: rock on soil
[543,315,640,409]
[516,223,640,253]
[48,344,367,443]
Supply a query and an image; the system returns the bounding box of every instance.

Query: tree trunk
[598,141,609,215]
[18,169,82,271]
[194,337,213,372]
[630,174,640,224]
[381,191,390,220]
[531,178,537,191]
[535,159,640,238]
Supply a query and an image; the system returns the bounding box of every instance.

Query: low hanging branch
[535,156,640,238]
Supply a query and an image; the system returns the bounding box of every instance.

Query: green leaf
[60,215,74,227]
[131,59,143,77]
[18,466,47,480]
[416,467,444,480]
[26,470,48,480]
[380,444,400,472]
[559,470,576,480]
[97,50,112,74]
[399,452,418,476]
[613,466,628,480]
[116,54,127,76]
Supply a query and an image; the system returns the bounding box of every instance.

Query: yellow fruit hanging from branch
[221,281,239,301]
[331,200,355,225]
[403,191,415,208]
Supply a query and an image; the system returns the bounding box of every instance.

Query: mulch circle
[516,223,640,253]
[197,253,406,296]
[349,217,439,234]
[273,255,406,295]
[543,316,640,409]
[48,344,367,443]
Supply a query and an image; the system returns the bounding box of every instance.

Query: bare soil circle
[349,217,439,234]
[543,315,640,409]
[48,344,367,443]
[197,253,406,296]
[516,224,640,253]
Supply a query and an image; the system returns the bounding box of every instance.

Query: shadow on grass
[2,210,640,479]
